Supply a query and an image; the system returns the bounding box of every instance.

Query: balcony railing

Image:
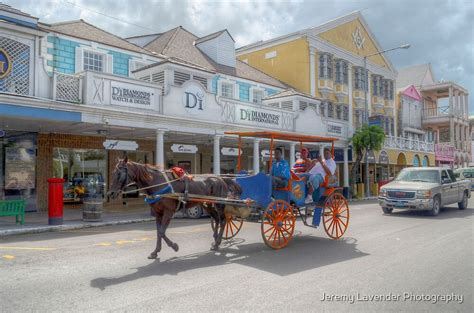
[384,135,434,153]
[423,106,449,118]
[52,71,83,103]
[435,143,455,161]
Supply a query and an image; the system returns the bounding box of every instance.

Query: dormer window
[220,82,234,99]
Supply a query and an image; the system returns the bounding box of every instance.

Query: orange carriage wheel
[261,200,296,249]
[211,213,244,240]
[322,192,349,239]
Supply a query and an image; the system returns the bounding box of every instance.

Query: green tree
[349,125,386,187]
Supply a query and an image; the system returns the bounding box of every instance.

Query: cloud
[3,0,474,113]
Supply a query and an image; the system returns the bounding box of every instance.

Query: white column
[348,65,354,135]
[289,142,296,168]
[253,138,260,173]
[465,94,469,119]
[459,92,464,117]
[213,135,221,175]
[310,47,316,97]
[449,87,454,145]
[155,129,166,170]
[454,90,459,116]
[367,72,372,117]
[343,147,349,188]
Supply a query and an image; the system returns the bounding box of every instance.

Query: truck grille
[387,190,415,199]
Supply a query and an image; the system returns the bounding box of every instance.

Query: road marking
[0,246,56,251]
[94,242,112,246]
[2,255,15,260]
[115,240,136,245]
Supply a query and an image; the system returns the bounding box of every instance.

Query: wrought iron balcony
[384,135,435,153]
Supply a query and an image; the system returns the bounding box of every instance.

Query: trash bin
[47,178,65,225]
[82,181,104,222]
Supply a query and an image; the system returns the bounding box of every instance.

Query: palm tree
[349,125,386,192]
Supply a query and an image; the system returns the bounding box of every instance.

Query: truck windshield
[396,170,439,183]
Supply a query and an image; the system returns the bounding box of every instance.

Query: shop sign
[103,140,138,151]
[110,81,155,108]
[221,147,241,156]
[182,82,205,115]
[0,48,12,79]
[379,150,389,165]
[171,144,198,154]
[327,122,343,135]
[221,101,294,130]
[364,150,376,164]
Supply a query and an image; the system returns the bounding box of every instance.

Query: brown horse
[108,157,241,259]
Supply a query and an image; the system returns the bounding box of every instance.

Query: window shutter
[106,54,113,73]
[75,47,83,73]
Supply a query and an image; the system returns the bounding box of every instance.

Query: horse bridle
[117,163,130,192]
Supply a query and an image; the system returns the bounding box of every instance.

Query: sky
[5,0,474,114]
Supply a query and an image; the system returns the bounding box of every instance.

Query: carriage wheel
[211,213,244,240]
[261,200,296,249]
[322,193,349,239]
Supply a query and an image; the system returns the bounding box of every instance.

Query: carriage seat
[274,170,301,192]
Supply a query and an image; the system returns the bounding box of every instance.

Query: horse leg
[211,205,227,250]
[148,212,163,259]
[208,208,220,250]
[159,209,179,252]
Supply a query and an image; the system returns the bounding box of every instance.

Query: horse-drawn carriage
[109,130,349,258]
[212,131,350,249]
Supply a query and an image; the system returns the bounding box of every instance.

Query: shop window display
[0,132,37,211]
[53,148,107,204]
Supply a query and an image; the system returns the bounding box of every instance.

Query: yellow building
[237,11,436,193]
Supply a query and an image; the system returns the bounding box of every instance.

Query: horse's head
[108,156,130,199]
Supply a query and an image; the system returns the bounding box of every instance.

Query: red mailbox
[47,178,65,225]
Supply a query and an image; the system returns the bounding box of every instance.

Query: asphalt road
[1,198,473,312]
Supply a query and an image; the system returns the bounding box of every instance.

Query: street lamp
[363,44,410,198]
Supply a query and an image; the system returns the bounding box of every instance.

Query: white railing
[53,71,83,103]
[384,135,434,153]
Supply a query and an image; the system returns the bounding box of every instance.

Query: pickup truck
[378,167,471,216]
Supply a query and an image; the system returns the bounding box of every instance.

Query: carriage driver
[271,147,290,189]
[307,148,336,197]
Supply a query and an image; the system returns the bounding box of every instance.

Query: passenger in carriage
[271,147,290,189]
[293,147,314,180]
[307,148,336,197]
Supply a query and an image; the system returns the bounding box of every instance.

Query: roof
[264,89,319,101]
[126,33,161,47]
[144,26,287,88]
[397,64,433,89]
[225,131,338,143]
[195,29,235,45]
[40,19,156,56]
[0,3,37,19]
[134,56,215,74]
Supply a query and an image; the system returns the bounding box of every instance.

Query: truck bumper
[378,197,433,210]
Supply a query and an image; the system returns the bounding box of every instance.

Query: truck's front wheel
[458,192,468,210]
[429,196,441,216]
[382,207,393,214]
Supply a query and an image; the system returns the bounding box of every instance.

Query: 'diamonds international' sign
[221,100,294,131]
[111,81,155,107]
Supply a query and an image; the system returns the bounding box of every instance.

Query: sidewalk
[0,201,157,237]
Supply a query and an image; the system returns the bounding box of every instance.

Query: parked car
[378,167,471,216]
[454,167,474,190]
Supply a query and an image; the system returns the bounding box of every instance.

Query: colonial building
[236,11,434,194]
[397,63,470,168]
[0,4,352,211]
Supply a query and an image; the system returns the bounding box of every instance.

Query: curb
[348,197,378,202]
[0,217,155,238]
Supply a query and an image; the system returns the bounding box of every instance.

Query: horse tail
[222,177,242,198]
